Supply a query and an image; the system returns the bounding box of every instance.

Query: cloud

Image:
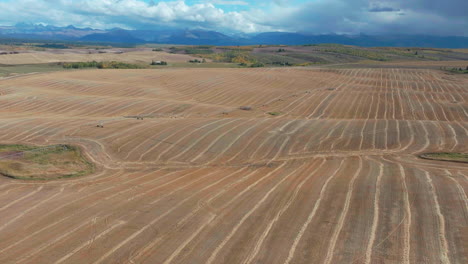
[392,0,468,18]
[368,2,400,12]
[369,7,401,13]
[0,0,271,32]
[251,0,468,36]
[209,0,249,5]
[0,0,466,36]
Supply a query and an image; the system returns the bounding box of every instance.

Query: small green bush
[267,112,282,116]
[251,62,265,68]
[189,59,203,63]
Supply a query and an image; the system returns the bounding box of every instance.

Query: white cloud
[0,0,268,32]
[209,0,249,5]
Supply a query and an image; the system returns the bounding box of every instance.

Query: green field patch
[419,152,468,163]
[0,144,94,180]
[0,63,66,78]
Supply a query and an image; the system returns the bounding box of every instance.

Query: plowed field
[0,67,467,263]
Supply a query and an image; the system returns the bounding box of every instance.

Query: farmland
[0,49,197,65]
[0,60,467,263]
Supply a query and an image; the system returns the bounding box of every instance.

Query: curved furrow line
[322,157,365,264]
[3,168,208,261]
[330,120,352,150]
[241,159,326,264]
[420,169,451,264]
[53,220,127,264]
[0,185,43,212]
[413,121,431,154]
[265,120,310,161]
[0,170,151,254]
[122,120,175,160]
[455,121,468,136]
[306,92,335,119]
[399,163,413,264]
[166,119,240,162]
[445,123,460,151]
[205,164,303,264]
[21,120,78,143]
[351,89,366,120]
[155,119,228,161]
[246,119,297,162]
[0,185,25,198]
[283,159,346,264]
[136,120,203,162]
[115,119,179,154]
[0,185,66,233]
[317,120,345,150]
[281,72,339,116]
[98,121,150,141]
[226,118,284,163]
[101,99,151,117]
[399,120,415,152]
[190,118,254,163]
[3,121,56,141]
[315,79,350,119]
[94,166,250,264]
[127,168,214,204]
[161,214,216,264]
[289,120,324,154]
[13,213,113,264]
[7,98,50,113]
[444,170,468,220]
[129,167,253,262]
[395,120,403,150]
[202,118,268,164]
[388,155,468,171]
[363,158,384,264]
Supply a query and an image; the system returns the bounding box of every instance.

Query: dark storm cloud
[369,7,401,13]
[256,0,468,36]
[393,0,468,17]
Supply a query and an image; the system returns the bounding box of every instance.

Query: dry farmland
[0,50,196,65]
[0,66,467,263]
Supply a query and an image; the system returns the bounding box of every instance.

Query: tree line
[62,61,144,69]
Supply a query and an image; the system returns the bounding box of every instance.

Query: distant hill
[0,23,104,40]
[250,33,468,48]
[81,29,143,44]
[155,30,239,46]
[1,23,467,48]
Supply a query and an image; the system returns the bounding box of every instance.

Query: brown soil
[0,50,198,65]
[0,65,466,263]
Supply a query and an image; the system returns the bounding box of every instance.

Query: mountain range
[1,23,467,48]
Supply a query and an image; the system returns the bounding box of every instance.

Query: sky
[0,0,466,36]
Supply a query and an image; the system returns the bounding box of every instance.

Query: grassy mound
[419,152,468,163]
[0,144,94,180]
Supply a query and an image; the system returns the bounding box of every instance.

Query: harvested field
[0,66,467,263]
[0,50,197,65]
